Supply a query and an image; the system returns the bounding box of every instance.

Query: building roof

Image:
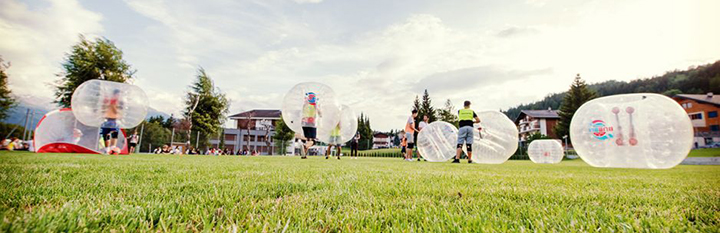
[228,109,282,119]
[674,93,720,107]
[515,109,559,123]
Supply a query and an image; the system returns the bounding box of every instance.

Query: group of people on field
[1,137,30,151]
[296,91,360,160]
[99,88,481,162]
[402,100,481,163]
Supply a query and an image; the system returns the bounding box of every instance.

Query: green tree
[0,57,16,120]
[503,60,720,120]
[133,120,171,152]
[662,89,683,96]
[412,95,421,116]
[273,117,295,155]
[183,68,229,149]
[418,89,437,123]
[357,113,373,150]
[148,115,165,125]
[162,115,175,129]
[218,131,225,150]
[0,122,27,139]
[437,99,458,127]
[555,74,598,141]
[54,35,135,107]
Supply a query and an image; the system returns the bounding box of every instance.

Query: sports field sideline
[0,151,718,232]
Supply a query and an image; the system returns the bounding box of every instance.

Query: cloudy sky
[1,0,719,130]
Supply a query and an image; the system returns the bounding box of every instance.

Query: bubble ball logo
[589,120,614,140]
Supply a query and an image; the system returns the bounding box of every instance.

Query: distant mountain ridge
[2,95,171,127]
[503,61,720,120]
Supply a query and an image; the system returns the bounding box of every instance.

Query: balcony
[520,127,540,134]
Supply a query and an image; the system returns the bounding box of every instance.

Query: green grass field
[357,148,400,156]
[1,151,718,232]
[689,148,720,157]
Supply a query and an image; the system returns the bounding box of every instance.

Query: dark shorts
[100,119,119,140]
[302,127,317,140]
[129,142,137,148]
[407,143,415,149]
[101,128,119,140]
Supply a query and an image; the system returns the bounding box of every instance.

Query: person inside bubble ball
[325,122,342,160]
[100,89,124,154]
[300,92,322,159]
[453,100,481,164]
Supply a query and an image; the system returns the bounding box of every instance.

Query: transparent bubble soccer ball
[570,93,693,169]
[317,105,358,145]
[417,121,459,162]
[70,79,148,128]
[463,110,519,164]
[281,82,341,139]
[528,139,564,164]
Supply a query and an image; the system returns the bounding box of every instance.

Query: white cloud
[292,0,323,4]
[3,0,718,132]
[0,0,103,106]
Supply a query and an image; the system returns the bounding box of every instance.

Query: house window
[690,113,703,120]
[711,125,720,132]
[709,111,718,118]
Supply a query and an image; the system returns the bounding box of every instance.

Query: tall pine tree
[55,35,135,107]
[356,113,373,150]
[419,89,437,123]
[0,57,16,120]
[183,68,229,149]
[555,74,597,141]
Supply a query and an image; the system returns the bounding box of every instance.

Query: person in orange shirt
[404,109,419,161]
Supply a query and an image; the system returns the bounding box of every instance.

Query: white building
[373,132,391,149]
[209,109,281,155]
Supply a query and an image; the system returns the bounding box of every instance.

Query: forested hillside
[504,61,720,120]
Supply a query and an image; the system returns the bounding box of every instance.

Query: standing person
[404,110,419,161]
[128,130,139,153]
[100,89,124,155]
[350,132,360,159]
[453,101,481,163]
[416,115,430,161]
[325,122,342,160]
[301,92,322,159]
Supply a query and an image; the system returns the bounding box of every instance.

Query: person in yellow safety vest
[325,122,342,160]
[453,100,481,163]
